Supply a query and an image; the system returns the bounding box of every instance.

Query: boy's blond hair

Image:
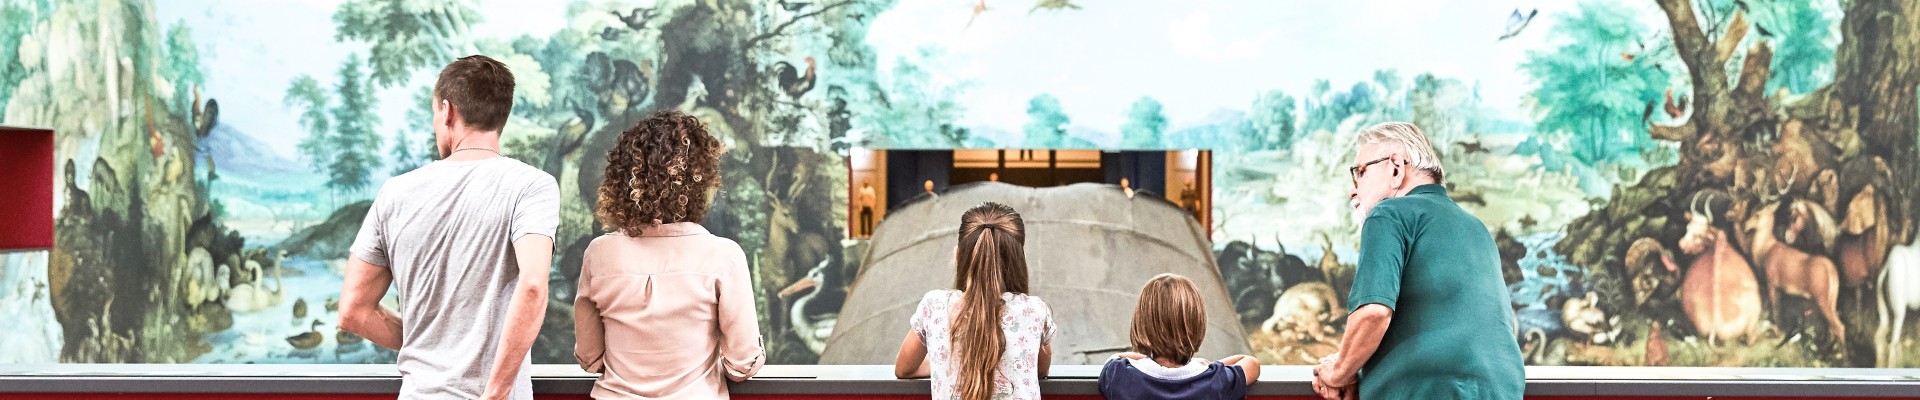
[1129,273,1206,364]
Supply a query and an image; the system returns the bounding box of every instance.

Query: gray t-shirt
[350,156,560,400]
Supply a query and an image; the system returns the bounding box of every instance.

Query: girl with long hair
[894,202,1055,400]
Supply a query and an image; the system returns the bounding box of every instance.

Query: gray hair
[1357,122,1444,182]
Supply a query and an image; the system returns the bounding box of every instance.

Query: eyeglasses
[1349,156,1393,187]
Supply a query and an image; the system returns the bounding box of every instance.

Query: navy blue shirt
[1097,357,1248,400]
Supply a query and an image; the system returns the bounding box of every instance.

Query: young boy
[1099,273,1261,400]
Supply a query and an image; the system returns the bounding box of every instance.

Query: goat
[1744,199,1846,350]
[1875,242,1920,367]
[1676,193,1764,345]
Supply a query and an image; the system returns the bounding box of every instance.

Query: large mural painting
[0,0,1917,368]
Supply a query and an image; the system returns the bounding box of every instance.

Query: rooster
[772,57,817,99]
[1664,88,1689,119]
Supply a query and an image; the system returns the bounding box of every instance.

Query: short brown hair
[433,55,515,132]
[1130,273,1206,364]
[595,110,724,234]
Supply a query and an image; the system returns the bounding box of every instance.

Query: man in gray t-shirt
[340,55,559,400]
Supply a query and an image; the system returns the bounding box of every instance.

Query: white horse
[1876,242,1920,367]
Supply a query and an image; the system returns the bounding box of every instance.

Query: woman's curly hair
[596,110,725,234]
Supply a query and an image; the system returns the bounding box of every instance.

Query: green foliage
[1756,0,1837,94]
[328,54,383,194]
[1246,90,1299,150]
[286,75,333,174]
[1410,73,1471,145]
[862,48,970,148]
[161,21,203,112]
[333,0,481,87]
[0,2,35,109]
[1520,0,1672,166]
[389,88,436,175]
[1166,114,1251,152]
[286,55,384,196]
[1303,80,1383,134]
[1119,97,1167,149]
[1022,94,1070,148]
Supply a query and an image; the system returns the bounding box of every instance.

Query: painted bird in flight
[966,0,987,30]
[1499,8,1538,40]
[1030,0,1081,14]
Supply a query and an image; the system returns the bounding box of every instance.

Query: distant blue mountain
[196,123,308,179]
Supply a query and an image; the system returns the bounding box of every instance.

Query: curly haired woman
[573,110,763,399]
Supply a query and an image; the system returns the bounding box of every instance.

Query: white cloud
[1166,11,1268,62]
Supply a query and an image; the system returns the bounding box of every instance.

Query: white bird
[778,260,841,354]
[1499,9,1538,40]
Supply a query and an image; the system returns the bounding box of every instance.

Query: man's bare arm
[1326,304,1393,387]
[481,235,553,400]
[339,257,403,349]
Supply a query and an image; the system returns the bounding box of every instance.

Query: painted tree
[1023,94,1070,148]
[285,75,333,176]
[1303,81,1383,134]
[864,48,969,148]
[1410,73,1470,145]
[326,55,383,196]
[1120,96,1167,149]
[0,2,34,109]
[1246,90,1299,150]
[333,0,481,87]
[1754,0,1838,94]
[161,21,202,112]
[1520,0,1673,166]
[388,88,436,175]
[1372,69,1408,119]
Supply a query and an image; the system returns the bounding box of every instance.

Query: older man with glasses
[1310,122,1525,400]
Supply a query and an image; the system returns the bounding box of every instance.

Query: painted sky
[156,0,1692,159]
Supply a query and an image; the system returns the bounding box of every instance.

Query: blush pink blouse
[574,222,764,399]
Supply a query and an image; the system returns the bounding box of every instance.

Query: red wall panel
[0,127,55,250]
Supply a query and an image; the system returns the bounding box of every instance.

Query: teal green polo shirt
[1348,184,1526,399]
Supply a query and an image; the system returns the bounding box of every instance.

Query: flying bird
[599,26,626,41]
[611,7,659,31]
[1030,0,1081,14]
[966,0,987,30]
[1499,9,1538,40]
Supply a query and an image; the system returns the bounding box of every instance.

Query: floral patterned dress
[910,290,1056,400]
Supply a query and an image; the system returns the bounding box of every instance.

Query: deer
[1741,176,1847,351]
[1875,242,1920,367]
[1674,192,1764,346]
